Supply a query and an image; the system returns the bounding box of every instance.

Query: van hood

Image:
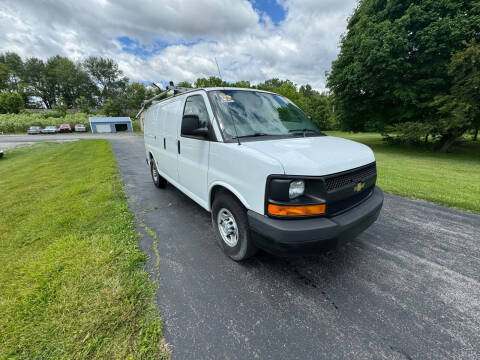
[242,136,375,176]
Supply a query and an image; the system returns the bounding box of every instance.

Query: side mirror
[182,114,209,138]
[190,127,209,137]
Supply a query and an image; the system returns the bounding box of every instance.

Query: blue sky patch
[117,36,203,58]
[250,0,286,24]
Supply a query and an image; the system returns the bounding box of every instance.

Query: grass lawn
[0,140,168,359]
[327,131,480,213]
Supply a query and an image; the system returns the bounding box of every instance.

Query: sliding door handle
[177,140,180,154]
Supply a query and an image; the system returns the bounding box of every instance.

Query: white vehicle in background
[41,126,58,134]
[75,124,87,132]
[143,87,383,261]
[27,126,42,134]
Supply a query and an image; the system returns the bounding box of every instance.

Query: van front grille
[327,186,374,215]
[324,163,377,192]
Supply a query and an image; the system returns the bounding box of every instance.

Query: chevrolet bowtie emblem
[353,182,365,192]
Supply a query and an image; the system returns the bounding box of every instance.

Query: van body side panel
[152,104,166,171]
[178,137,210,204]
[208,143,284,214]
[178,93,213,205]
[162,100,183,182]
[149,106,163,164]
[144,105,156,160]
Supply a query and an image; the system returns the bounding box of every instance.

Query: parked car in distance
[27,126,42,135]
[74,124,86,132]
[58,124,73,133]
[41,126,58,134]
[143,87,384,261]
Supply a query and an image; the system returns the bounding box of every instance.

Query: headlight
[289,180,305,199]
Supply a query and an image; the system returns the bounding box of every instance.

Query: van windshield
[209,90,323,140]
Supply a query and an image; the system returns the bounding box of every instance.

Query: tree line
[0,53,156,117]
[0,53,335,130]
[327,0,480,151]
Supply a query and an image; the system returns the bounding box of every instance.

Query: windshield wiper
[288,128,325,136]
[233,133,273,139]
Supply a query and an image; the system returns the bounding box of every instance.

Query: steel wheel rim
[152,164,159,183]
[217,208,239,247]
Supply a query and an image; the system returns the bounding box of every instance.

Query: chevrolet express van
[144,88,383,260]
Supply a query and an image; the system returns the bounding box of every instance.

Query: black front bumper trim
[248,186,384,255]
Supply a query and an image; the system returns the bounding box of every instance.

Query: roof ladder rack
[134,81,192,119]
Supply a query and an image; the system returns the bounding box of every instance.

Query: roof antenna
[215,57,241,145]
[214,57,223,80]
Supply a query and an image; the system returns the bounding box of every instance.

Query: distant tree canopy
[0,54,334,128]
[327,0,480,151]
[0,92,24,114]
[0,52,148,111]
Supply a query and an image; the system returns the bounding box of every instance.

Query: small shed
[89,117,133,133]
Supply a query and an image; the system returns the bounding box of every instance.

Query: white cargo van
[144,88,383,260]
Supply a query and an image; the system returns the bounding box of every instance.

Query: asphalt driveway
[0,133,133,149]
[109,135,480,360]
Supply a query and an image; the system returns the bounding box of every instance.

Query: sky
[0,0,357,90]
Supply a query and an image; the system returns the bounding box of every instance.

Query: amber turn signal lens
[268,203,326,217]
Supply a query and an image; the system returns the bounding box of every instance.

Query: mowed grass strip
[328,132,480,213]
[0,140,168,359]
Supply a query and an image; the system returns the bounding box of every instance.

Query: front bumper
[248,186,384,255]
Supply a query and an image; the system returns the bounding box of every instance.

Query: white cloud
[0,0,357,89]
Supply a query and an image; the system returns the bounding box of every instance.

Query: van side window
[182,95,209,132]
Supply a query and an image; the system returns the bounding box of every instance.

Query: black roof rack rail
[134,81,198,119]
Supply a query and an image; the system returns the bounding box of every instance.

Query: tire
[150,159,167,188]
[212,192,258,261]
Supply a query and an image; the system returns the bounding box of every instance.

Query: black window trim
[181,93,217,142]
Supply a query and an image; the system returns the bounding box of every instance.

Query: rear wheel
[150,159,167,188]
[212,192,257,261]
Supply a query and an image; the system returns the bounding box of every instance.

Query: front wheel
[150,159,167,188]
[212,192,257,261]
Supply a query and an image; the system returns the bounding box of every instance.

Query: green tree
[194,76,228,88]
[23,57,55,108]
[83,57,128,105]
[448,41,480,142]
[0,52,24,89]
[52,102,68,118]
[328,0,480,137]
[387,40,480,150]
[124,82,153,110]
[177,81,193,88]
[46,56,94,108]
[231,80,251,88]
[22,56,94,109]
[0,92,24,113]
[76,96,90,113]
[103,98,124,117]
[0,63,8,90]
